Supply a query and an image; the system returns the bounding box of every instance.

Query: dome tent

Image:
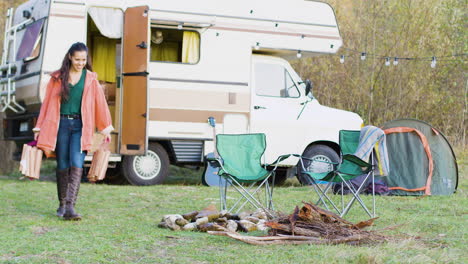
[382,119,458,195]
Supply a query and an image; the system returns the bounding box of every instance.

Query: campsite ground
[0,148,466,264]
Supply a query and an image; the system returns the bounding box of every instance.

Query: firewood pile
[158,204,269,233]
[209,202,388,245]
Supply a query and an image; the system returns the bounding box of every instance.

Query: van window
[16,18,45,62]
[150,27,200,64]
[255,63,300,98]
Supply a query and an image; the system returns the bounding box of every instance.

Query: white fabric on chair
[354,125,390,176]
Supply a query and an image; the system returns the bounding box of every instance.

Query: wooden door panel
[122,6,149,74]
[120,6,149,155]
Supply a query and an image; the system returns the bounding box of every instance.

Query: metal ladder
[0,8,33,113]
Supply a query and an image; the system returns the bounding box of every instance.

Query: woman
[33,42,113,221]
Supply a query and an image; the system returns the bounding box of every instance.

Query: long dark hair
[52,42,93,102]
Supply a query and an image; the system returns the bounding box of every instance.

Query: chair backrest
[216,133,267,181]
[339,130,361,154]
[338,130,372,177]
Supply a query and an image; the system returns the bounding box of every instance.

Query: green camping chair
[209,133,292,218]
[299,130,376,218]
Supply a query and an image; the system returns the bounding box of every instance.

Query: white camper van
[0,0,363,185]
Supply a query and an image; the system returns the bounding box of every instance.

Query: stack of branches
[210,202,388,245]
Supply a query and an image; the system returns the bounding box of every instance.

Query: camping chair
[299,130,376,218]
[208,133,292,218]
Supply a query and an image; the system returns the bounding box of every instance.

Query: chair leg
[340,172,374,218]
[372,172,376,217]
[311,178,341,215]
[219,177,228,211]
[231,182,256,214]
[228,177,273,218]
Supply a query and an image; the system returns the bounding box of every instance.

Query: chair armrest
[267,154,301,171]
[206,156,222,168]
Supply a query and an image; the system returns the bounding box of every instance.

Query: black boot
[63,166,83,221]
[56,168,69,217]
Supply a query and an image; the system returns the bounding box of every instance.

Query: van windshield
[255,63,300,98]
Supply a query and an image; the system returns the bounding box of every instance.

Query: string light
[297,50,302,58]
[328,48,467,67]
[431,57,437,68]
[361,52,366,61]
[385,57,390,66]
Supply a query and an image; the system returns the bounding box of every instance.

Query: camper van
[0,0,363,185]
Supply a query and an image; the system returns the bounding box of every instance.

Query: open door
[120,6,149,155]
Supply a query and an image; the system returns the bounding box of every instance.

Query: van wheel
[297,144,339,185]
[122,143,170,185]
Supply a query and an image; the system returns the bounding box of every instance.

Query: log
[208,231,383,245]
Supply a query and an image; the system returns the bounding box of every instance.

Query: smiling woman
[32,42,114,221]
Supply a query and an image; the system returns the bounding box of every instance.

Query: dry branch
[209,202,388,246]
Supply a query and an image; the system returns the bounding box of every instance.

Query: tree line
[292,0,466,146]
[0,0,466,173]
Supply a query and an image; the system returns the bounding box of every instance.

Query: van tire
[122,143,170,185]
[297,144,339,185]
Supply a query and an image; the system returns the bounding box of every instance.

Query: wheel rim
[306,154,334,173]
[132,150,161,180]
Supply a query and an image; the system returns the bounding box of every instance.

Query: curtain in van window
[181,32,199,63]
[150,42,179,62]
[92,36,116,83]
[88,7,123,39]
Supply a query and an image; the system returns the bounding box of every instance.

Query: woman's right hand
[34,131,40,141]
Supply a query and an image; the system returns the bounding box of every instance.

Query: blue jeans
[55,117,86,170]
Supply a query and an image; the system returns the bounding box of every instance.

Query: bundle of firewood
[209,202,387,246]
[158,204,269,233]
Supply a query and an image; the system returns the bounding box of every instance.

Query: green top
[60,69,86,115]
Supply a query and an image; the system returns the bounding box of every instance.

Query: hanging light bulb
[340,55,345,64]
[177,23,183,30]
[385,57,390,66]
[361,52,366,61]
[431,56,437,68]
[297,50,302,58]
[254,42,260,50]
[393,57,399,66]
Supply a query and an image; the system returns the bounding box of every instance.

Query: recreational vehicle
[0,0,363,185]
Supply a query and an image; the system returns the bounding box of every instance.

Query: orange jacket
[33,70,113,152]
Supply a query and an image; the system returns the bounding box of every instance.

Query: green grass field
[0,151,466,264]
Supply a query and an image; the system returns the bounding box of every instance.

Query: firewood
[195,217,209,226]
[198,223,227,232]
[175,218,189,227]
[182,211,198,221]
[238,220,258,232]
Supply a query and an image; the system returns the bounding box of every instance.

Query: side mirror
[305,79,312,96]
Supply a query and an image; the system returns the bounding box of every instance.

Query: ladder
[0,8,33,113]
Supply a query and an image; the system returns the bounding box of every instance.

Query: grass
[0,150,466,263]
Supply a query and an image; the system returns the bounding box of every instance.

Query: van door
[250,56,305,163]
[120,6,149,155]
